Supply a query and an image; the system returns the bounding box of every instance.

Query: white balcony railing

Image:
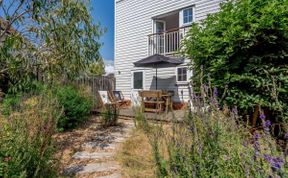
[148,25,191,56]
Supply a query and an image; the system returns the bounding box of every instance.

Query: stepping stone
[113,137,126,143]
[72,152,113,160]
[63,165,84,175]
[78,162,120,174]
[82,142,117,150]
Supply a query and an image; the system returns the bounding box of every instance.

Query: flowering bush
[0,92,62,178]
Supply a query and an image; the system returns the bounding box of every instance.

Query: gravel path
[55,117,134,178]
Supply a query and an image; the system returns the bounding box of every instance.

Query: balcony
[148,26,191,56]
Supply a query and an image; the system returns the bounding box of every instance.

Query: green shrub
[0,92,61,178]
[184,0,288,122]
[55,85,93,131]
[1,82,48,116]
[1,93,21,116]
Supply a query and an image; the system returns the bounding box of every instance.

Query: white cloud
[104,60,114,75]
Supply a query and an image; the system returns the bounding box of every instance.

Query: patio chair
[97,90,120,112]
[109,90,131,108]
[138,90,165,113]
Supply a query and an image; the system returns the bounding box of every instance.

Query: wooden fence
[77,75,115,110]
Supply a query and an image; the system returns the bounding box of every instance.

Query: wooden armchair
[138,90,165,113]
[97,91,120,112]
[109,91,131,108]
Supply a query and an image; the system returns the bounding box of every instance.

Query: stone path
[56,117,134,178]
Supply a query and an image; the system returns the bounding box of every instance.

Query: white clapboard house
[115,0,223,105]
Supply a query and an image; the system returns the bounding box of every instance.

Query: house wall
[115,0,223,103]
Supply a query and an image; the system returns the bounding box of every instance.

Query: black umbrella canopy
[134,54,184,90]
[134,54,184,67]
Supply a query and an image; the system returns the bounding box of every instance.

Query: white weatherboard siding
[115,0,223,102]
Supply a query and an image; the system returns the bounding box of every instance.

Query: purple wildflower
[284,133,288,140]
[264,120,271,127]
[262,120,271,133]
[208,108,212,113]
[254,133,261,140]
[264,154,285,171]
[260,114,266,120]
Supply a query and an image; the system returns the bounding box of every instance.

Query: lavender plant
[149,88,288,177]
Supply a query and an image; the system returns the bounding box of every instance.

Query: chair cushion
[113,91,123,101]
[99,91,110,104]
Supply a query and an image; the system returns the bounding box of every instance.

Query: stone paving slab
[61,119,135,177]
[72,152,114,160]
[82,142,117,150]
[78,162,120,174]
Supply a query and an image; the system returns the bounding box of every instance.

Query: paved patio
[119,108,187,122]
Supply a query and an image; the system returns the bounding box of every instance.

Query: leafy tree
[88,58,105,76]
[183,0,288,122]
[36,0,104,80]
[0,0,104,92]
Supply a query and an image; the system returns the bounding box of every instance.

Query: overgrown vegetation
[151,110,288,177]
[101,104,119,127]
[0,1,101,176]
[132,95,288,177]
[184,0,288,122]
[0,92,61,178]
[117,129,156,178]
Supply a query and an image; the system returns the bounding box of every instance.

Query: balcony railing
[148,25,191,56]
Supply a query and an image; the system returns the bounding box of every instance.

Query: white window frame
[154,20,166,33]
[179,6,195,27]
[131,70,145,90]
[176,66,190,83]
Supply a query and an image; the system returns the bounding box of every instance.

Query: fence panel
[77,76,115,110]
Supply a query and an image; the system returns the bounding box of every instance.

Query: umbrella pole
[156,67,158,90]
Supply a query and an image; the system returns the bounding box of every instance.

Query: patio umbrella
[134,54,184,90]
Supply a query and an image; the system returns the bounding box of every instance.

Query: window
[133,72,143,89]
[177,67,187,82]
[183,8,193,25]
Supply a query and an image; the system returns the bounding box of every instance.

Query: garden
[118,0,288,177]
[0,0,287,177]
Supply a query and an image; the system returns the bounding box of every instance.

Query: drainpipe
[163,32,166,55]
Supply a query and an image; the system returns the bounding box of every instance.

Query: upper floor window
[183,8,193,25]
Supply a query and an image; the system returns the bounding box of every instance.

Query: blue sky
[91,0,114,64]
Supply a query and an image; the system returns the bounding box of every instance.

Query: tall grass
[101,104,119,127]
[140,91,288,177]
[117,129,155,178]
[0,92,62,178]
